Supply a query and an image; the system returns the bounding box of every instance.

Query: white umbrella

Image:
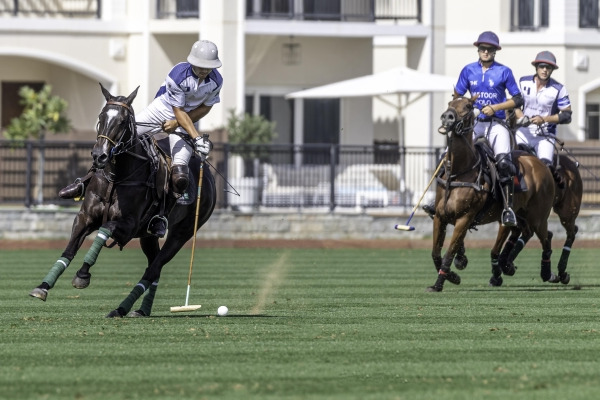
[285,67,454,99]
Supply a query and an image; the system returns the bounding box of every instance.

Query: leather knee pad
[171,164,189,195]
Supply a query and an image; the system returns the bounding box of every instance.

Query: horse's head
[91,83,139,169]
[438,94,480,137]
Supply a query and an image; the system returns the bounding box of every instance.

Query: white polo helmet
[187,40,222,69]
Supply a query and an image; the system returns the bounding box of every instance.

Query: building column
[200,0,245,131]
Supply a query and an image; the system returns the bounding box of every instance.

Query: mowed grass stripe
[1,247,600,399]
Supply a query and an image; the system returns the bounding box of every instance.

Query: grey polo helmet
[187,40,222,69]
[531,51,559,69]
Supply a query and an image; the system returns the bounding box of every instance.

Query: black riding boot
[496,153,517,227]
[543,159,565,189]
[59,178,85,199]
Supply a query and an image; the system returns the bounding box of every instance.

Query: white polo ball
[217,306,228,316]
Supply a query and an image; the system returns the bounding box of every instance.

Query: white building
[1,0,599,147]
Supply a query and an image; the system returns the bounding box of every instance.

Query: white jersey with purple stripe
[155,62,222,112]
[455,60,520,120]
[519,75,570,135]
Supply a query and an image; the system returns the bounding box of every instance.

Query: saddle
[435,140,528,229]
[153,134,198,206]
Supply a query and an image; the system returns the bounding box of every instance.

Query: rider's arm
[163,104,213,133]
[481,95,522,117]
[542,106,572,124]
[172,106,201,140]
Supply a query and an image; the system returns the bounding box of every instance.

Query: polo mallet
[394,157,445,231]
[170,134,208,313]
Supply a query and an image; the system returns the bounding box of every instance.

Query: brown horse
[428,95,555,292]
[495,151,582,285]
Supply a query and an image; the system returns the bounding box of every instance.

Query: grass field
[2,245,600,400]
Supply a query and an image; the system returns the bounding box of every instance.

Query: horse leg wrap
[118,279,151,314]
[508,238,526,263]
[540,249,553,282]
[43,257,71,288]
[83,227,111,266]
[557,246,571,275]
[490,257,502,278]
[139,280,159,317]
[498,240,515,267]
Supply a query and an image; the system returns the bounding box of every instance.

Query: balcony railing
[0,0,101,18]
[154,0,421,22]
[245,0,421,22]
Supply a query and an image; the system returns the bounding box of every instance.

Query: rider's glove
[516,116,531,127]
[194,136,212,157]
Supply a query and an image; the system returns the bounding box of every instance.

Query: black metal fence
[2,139,600,210]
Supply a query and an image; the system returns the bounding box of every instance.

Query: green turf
[2,246,600,400]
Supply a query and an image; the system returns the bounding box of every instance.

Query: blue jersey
[154,62,223,112]
[455,60,520,120]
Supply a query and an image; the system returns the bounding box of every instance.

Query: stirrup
[501,208,517,227]
[147,215,168,238]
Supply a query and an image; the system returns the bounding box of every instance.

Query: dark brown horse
[29,83,216,317]
[495,151,582,285]
[428,95,555,292]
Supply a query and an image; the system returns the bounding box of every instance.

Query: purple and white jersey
[155,62,222,112]
[519,75,570,135]
[455,60,520,120]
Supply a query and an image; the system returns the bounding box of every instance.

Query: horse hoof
[425,285,443,292]
[72,272,91,289]
[501,261,517,276]
[126,310,148,318]
[106,309,124,318]
[560,273,570,285]
[446,271,461,285]
[29,288,48,301]
[541,271,554,282]
[489,276,503,287]
[454,256,468,270]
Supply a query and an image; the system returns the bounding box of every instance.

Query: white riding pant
[136,100,196,166]
[515,126,555,163]
[473,120,512,156]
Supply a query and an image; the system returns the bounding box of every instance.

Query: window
[580,0,599,28]
[303,99,340,164]
[511,0,549,30]
[1,81,45,128]
[586,103,600,140]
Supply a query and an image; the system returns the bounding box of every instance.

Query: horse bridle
[96,100,136,157]
[442,99,475,137]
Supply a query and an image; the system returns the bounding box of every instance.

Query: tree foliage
[226,110,276,160]
[4,85,71,141]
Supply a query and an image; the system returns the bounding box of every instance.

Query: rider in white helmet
[59,40,223,237]
[514,51,571,188]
